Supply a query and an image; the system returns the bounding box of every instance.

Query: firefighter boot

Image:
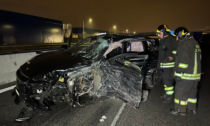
[162,95,173,103]
[170,109,186,116]
[187,109,197,115]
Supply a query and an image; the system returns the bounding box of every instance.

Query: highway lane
[0,90,127,126]
[0,74,210,126]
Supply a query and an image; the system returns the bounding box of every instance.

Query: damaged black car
[13,34,159,121]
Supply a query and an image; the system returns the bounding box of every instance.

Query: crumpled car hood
[19,50,90,78]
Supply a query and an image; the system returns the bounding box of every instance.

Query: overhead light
[2,24,14,29]
[51,28,60,33]
[89,18,93,23]
[113,25,117,29]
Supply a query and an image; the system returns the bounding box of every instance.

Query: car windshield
[65,37,109,61]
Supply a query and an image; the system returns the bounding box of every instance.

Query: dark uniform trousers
[174,79,198,112]
[161,68,174,95]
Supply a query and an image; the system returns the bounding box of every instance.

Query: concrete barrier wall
[0,52,37,86]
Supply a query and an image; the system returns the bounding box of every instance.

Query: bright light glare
[89,18,92,23]
[113,25,117,29]
[51,28,60,33]
[2,24,14,29]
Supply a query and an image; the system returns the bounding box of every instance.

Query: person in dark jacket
[170,27,201,116]
[156,24,177,103]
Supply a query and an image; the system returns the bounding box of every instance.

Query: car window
[65,37,93,53]
[82,37,109,60]
[147,40,158,52]
[127,41,144,52]
[66,37,109,61]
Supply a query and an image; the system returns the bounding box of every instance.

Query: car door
[122,40,148,68]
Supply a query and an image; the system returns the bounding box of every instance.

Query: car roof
[88,33,154,43]
[99,34,146,40]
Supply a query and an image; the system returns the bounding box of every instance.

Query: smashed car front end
[15,68,64,110]
[14,34,158,121]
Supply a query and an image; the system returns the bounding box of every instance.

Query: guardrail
[0,39,82,55]
[0,43,68,55]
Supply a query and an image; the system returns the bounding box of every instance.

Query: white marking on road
[100,115,107,122]
[100,118,105,122]
[110,103,126,126]
[0,85,16,94]
[102,115,107,119]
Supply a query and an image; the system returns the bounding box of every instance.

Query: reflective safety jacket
[157,33,177,69]
[174,37,201,80]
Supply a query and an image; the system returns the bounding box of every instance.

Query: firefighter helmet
[156,24,170,33]
[174,27,189,38]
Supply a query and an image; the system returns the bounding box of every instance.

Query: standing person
[156,24,177,103]
[170,27,201,116]
[63,24,72,48]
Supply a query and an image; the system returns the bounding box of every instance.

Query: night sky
[0,0,210,33]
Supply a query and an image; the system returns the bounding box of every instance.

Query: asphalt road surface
[0,43,210,126]
[1,71,210,126]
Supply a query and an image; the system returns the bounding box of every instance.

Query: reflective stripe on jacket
[160,62,175,68]
[174,37,201,80]
[157,33,177,69]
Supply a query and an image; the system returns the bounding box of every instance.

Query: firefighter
[170,27,201,116]
[156,24,177,103]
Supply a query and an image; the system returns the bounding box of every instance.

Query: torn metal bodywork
[15,59,143,112]
[68,59,143,107]
[99,60,143,107]
[14,34,159,121]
